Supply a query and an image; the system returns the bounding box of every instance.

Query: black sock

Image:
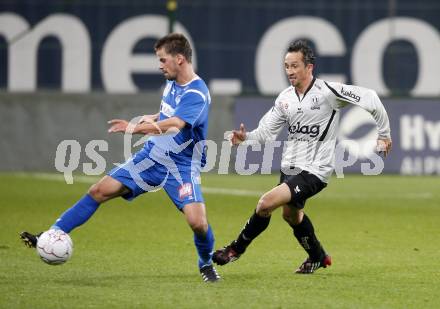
[233,211,271,253]
[291,214,324,261]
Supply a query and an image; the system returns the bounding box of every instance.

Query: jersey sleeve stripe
[324,81,356,104]
[318,110,336,141]
[183,89,206,102]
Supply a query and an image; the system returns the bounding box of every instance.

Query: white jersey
[245,78,391,183]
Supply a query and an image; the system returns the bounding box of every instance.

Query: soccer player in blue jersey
[20,33,220,282]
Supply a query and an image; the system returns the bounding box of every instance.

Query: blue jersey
[144,76,211,169]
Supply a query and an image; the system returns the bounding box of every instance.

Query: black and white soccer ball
[36,229,73,265]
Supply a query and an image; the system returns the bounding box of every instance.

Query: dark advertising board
[1,0,440,97]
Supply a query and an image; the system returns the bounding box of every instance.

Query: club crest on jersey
[340,87,361,102]
[175,95,182,104]
[311,96,321,110]
[160,101,175,117]
[288,122,320,137]
[178,183,193,199]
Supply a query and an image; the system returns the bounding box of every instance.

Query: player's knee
[190,221,208,234]
[188,218,208,234]
[256,196,273,217]
[291,210,303,225]
[282,207,302,225]
[88,183,107,203]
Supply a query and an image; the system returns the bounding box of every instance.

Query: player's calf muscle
[282,207,303,225]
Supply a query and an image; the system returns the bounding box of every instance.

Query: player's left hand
[230,123,247,145]
[137,113,159,124]
[377,138,392,157]
[108,119,129,133]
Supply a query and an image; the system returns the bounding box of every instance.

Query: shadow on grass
[54,273,198,287]
[218,270,357,283]
[54,271,309,287]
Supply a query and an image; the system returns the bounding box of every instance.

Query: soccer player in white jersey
[20,33,220,282]
[213,39,392,274]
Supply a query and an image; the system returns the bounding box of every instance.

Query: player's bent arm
[108,117,186,135]
[368,90,391,140]
[133,116,186,135]
[355,90,393,155]
[346,88,391,140]
[138,113,160,124]
[325,81,391,139]
[335,83,392,155]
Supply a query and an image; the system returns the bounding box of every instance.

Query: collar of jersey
[295,77,316,102]
[176,75,201,87]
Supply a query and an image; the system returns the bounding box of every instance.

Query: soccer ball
[36,229,73,265]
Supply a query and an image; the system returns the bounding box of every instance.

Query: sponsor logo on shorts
[179,183,193,199]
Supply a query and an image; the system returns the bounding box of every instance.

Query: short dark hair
[287,39,315,66]
[154,33,192,63]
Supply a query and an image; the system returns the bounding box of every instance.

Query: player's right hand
[107,119,129,133]
[230,123,246,145]
[376,138,392,157]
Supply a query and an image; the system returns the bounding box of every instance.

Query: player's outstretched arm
[108,116,185,135]
[107,119,129,133]
[230,123,246,145]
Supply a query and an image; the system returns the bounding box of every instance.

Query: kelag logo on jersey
[288,122,320,137]
[341,87,361,102]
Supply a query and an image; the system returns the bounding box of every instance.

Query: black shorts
[279,168,327,209]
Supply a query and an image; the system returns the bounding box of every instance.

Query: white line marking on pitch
[14,173,434,200]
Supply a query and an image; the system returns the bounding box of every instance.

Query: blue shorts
[108,148,204,210]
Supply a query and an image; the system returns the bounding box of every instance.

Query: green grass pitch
[0,173,439,308]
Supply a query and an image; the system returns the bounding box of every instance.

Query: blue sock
[51,194,100,233]
[194,224,214,269]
